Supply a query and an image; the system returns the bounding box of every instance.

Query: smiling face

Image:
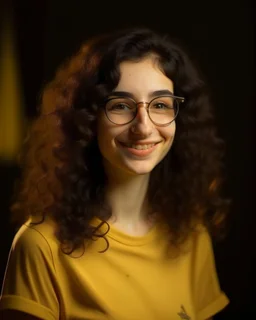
[97,56,176,178]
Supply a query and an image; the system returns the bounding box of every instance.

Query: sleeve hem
[197,292,229,320]
[0,295,57,320]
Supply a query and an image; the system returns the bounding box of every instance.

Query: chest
[56,241,196,320]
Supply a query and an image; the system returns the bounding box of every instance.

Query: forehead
[114,57,174,98]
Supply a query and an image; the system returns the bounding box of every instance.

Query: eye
[110,103,131,111]
[150,96,174,110]
[153,103,168,109]
[152,102,174,110]
[106,98,135,112]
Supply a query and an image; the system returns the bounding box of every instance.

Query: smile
[119,142,160,157]
[124,143,156,150]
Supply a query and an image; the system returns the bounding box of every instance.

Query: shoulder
[1,219,61,319]
[189,226,229,318]
[191,224,213,251]
[10,217,59,257]
[188,224,218,278]
[180,224,215,269]
[193,225,215,256]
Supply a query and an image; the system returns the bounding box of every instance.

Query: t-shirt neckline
[92,217,159,246]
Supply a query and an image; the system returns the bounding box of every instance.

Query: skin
[97,56,176,234]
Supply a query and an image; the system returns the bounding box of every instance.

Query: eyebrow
[108,90,174,99]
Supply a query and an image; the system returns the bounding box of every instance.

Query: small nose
[130,104,153,137]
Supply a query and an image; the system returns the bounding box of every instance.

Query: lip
[119,141,161,146]
[118,141,160,157]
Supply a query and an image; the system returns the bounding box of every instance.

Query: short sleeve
[0,224,59,320]
[192,229,229,320]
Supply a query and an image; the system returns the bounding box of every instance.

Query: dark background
[0,0,255,318]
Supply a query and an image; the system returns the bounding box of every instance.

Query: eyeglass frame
[103,94,185,127]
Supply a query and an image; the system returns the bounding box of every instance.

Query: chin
[121,161,157,176]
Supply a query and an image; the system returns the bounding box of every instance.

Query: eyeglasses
[104,95,185,126]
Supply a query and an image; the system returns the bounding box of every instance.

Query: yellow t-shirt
[0,217,229,320]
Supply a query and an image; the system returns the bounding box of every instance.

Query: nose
[130,103,153,137]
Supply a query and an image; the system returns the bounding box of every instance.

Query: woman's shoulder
[187,224,215,262]
[171,223,214,259]
[11,217,59,254]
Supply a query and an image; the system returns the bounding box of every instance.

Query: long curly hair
[10,27,230,254]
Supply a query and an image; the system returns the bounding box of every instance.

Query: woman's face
[97,57,176,177]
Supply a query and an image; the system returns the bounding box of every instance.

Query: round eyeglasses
[104,95,185,126]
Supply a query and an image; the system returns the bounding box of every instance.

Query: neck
[104,165,150,225]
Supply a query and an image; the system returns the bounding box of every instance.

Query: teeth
[130,144,155,150]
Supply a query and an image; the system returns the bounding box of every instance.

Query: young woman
[0,27,230,319]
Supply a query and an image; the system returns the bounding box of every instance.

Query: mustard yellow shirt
[0,218,229,319]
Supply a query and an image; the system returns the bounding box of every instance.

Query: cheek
[97,112,129,150]
[161,122,176,144]
[158,125,176,162]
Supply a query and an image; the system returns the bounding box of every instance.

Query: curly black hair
[10,27,230,254]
